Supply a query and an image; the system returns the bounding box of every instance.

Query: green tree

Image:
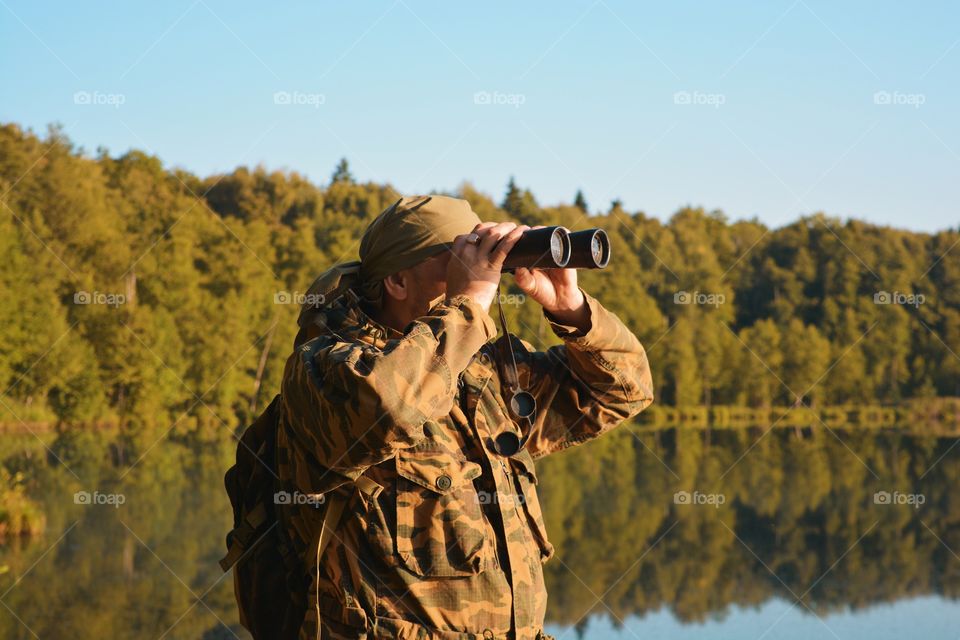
[330,157,354,184]
[573,189,588,213]
[780,318,832,406]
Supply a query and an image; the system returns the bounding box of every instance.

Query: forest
[2,121,959,433]
[2,121,960,631]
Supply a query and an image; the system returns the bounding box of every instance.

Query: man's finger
[478,222,517,257]
[472,221,498,233]
[450,232,478,257]
[489,225,527,267]
[468,222,502,250]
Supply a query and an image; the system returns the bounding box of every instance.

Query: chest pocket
[508,449,555,563]
[395,444,489,577]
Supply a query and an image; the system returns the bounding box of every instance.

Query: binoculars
[503,226,611,270]
[488,226,611,457]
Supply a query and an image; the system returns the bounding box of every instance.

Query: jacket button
[482,630,495,639]
[435,475,452,491]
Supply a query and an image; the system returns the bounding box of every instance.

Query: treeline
[640,397,960,431]
[2,122,960,429]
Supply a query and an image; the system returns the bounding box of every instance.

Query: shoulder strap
[312,476,382,639]
[218,502,269,571]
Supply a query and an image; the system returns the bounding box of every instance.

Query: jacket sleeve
[508,288,654,459]
[280,295,497,480]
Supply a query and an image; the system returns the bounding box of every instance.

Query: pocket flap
[508,448,539,485]
[396,445,482,494]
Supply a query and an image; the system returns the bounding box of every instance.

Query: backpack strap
[312,475,382,640]
[219,475,381,575]
[219,501,269,571]
[353,475,383,499]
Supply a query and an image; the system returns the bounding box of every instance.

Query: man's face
[406,251,452,313]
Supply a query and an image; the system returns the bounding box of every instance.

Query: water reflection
[545,595,960,640]
[0,429,244,639]
[536,426,960,635]
[0,425,958,638]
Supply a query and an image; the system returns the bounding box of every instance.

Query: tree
[502,176,523,215]
[330,157,354,185]
[573,189,588,213]
[500,176,540,223]
[780,319,832,406]
[737,319,783,407]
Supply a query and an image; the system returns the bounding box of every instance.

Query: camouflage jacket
[276,287,653,640]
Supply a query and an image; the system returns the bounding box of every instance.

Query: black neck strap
[495,284,522,395]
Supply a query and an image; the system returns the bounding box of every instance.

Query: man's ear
[382,271,408,301]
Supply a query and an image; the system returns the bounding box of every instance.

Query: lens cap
[510,391,536,420]
[492,431,523,457]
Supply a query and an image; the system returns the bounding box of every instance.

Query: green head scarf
[297,194,482,331]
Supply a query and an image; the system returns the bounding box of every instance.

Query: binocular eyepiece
[502,226,611,271]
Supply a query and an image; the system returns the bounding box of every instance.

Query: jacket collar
[316,289,403,348]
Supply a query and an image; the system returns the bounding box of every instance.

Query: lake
[1,424,959,639]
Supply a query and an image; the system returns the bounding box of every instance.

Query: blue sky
[2,1,958,232]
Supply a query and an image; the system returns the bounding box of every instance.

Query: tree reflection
[1,426,958,638]
[537,427,960,628]
[0,429,244,639]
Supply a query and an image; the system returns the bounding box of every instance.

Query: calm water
[2,424,959,639]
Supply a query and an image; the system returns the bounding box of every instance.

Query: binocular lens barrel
[566,228,611,269]
[501,226,571,269]
[502,226,611,270]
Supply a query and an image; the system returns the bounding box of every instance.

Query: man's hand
[513,266,590,331]
[446,222,528,311]
[512,226,590,332]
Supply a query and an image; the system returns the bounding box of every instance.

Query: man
[277,195,653,639]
